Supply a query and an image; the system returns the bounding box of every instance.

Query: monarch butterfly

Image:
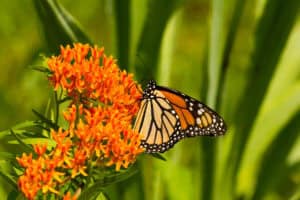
[134,80,226,153]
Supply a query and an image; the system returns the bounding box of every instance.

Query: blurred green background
[0,0,300,199]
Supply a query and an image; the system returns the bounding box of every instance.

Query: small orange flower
[17,43,144,199]
[63,189,81,200]
[33,143,47,156]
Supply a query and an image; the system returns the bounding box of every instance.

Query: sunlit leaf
[220,0,300,199]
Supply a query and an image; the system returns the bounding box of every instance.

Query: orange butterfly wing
[134,80,226,153]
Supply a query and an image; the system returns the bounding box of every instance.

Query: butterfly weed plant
[8,43,145,199]
[2,0,300,200]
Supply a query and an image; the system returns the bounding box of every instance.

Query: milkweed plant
[14,43,145,199]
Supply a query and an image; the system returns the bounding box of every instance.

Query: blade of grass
[149,153,167,161]
[207,0,227,108]
[157,9,182,85]
[113,0,130,70]
[1,121,37,132]
[10,130,33,152]
[78,166,138,200]
[205,0,244,199]
[32,109,59,130]
[0,152,17,161]
[236,20,300,197]
[290,190,300,200]
[134,0,183,85]
[251,111,300,200]
[135,3,184,199]
[222,0,300,199]
[130,0,148,72]
[216,0,246,109]
[237,81,300,198]
[33,0,91,53]
[0,170,17,192]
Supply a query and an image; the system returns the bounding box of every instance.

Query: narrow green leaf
[0,170,17,192]
[237,82,300,198]
[0,152,17,161]
[32,109,59,130]
[113,0,130,70]
[205,0,246,199]
[207,0,227,108]
[290,190,300,200]
[33,0,92,53]
[251,111,300,200]
[149,153,167,161]
[29,65,51,74]
[157,9,182,85]
[0,121,37,141]
[78,166,138,200]
[8,138,55,147]
[7,191,23,200]
[16,193,26,200]
[2,121,37,132]
[96,192,109,200]
[216,0,246,109]
[223,0,300,198]
[130,0,148,72]
[134,0,183,85]
[10,130,33,152]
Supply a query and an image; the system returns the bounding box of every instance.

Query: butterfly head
[142,80,157,99]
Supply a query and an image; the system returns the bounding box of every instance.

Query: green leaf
[0,121,37,132]
[148,153,167,161]
[134,0,183,85]
[33,0,92,53]
[290,190,300,200]
[113,0,130,70]
[10,130,33,152]
[32,109,59,130]
[221,0,300,199]
[15,193,26,200]
[0,170,17,192]
[8,138,55,147]
[0,121,37,141]
[96,192,109,200]
[29,65,51,74]
[78,166,138,200]
[205,0,246,199]
[251,111,300,199]
[157,9,182,85]
[0,152,17,161]
[237,82,300,198]
[7,190,24,200]
[216,0,246,109]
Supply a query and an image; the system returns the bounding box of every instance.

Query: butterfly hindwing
[134,80,226,153]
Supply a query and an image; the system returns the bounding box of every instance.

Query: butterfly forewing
[134,89,184,153]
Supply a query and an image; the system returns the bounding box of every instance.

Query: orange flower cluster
[17,43,144,199]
